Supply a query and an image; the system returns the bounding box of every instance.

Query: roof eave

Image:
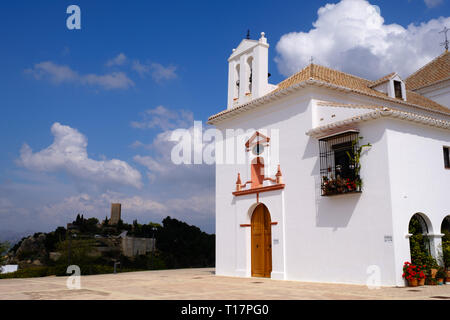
[306,108,450,138]
[208,79,450,125]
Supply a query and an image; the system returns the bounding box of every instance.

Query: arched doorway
[251,203,272,278]
[408,213,432,265]
[441,216,450,270]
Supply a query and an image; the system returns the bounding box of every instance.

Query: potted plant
[417,265,426,286]
[436,268,445,285]
[346,136,371,192]
[403,262,420,287]
[431,267,438,279]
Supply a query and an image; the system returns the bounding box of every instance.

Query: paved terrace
[0,268,449,300]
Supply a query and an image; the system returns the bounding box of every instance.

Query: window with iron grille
[319,131,361,196]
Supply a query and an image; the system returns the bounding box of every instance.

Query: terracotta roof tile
[274,63,449,115]
[405,51,450,91]
[369,72,396,87]
[209,58,450,123]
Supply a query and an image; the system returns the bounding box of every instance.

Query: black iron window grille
[319,131,361,196]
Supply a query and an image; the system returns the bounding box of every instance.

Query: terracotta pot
[431,268,438,278]
[408,278,418,287]
[418,278,425,286]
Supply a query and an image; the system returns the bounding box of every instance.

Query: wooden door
[251,204,272,277]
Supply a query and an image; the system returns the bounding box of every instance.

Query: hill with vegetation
[0,215,215,279]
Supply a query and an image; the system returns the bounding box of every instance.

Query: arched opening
[246,57,253,94]
[441,215,450,270]
[408,213,432,265]
[251,203,272,278]
[235,64,240,99]
[251,157,264,188]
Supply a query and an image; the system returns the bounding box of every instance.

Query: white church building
[208,32,450,287]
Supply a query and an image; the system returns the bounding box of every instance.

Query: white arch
[441,215,450,234]
[408,212,434,235]
[235,64,240,99]
[247,201,272,221]
[246,56,253,93]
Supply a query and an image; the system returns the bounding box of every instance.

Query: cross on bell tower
[439,26,449,52]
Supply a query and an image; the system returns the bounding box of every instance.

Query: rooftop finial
[439,26,449,52]
[246,29,250,40]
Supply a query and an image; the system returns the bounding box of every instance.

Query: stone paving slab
[0,268,449,300]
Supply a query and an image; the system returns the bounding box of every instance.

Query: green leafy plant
[436,267,446,279]
[0,241,10,266]
[346,136,372,189]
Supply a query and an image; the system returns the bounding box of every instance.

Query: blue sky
[0,0,449,238]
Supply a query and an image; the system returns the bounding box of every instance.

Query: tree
[156,216,215,268]
[0,241,10,266]
[56,238,96,266]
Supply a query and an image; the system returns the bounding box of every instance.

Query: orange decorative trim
[245,131,270,149]
[233,184,285,196]
[236,173,242,185]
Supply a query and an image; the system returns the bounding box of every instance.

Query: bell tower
[227,32,271,109]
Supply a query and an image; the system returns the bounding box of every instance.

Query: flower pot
[437,278,444,285]
[418,278,425,286]
[408,278,418,287]
[446,277,450,284]
[431,268,438,278]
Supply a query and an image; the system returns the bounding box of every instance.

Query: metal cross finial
[246,29,250,40]
[310,56,314,64]
[439,26,449,52]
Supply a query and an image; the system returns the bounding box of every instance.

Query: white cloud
[132,60,177,82]
[37,190,213,228]
[132,60,151,77]
[275,0,450,79]
[424,0,443,8]
[40,192,167,224]
[18,122,143,189]
[131,105,194,131]
[150,63,177,82]
[106,53,127,67]
[25,61,134,90]
[82,72,134,90]
[133,120,215,195]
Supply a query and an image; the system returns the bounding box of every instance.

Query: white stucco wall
[215,88,409,286]
[415,79,450,108]
[215,79,449,286]
[384,119,450,286]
